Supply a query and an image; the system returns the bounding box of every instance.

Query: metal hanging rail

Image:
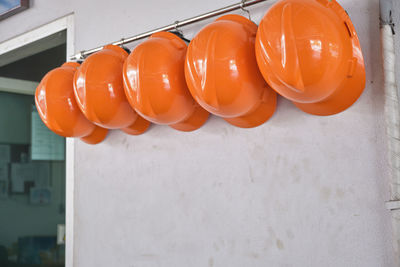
[69,0,270,60]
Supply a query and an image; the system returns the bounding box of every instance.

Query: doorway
[0,15,74,267]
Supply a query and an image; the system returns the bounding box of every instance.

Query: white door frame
[0,14,75,267]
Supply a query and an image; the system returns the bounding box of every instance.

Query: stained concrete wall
[0,0,396,266]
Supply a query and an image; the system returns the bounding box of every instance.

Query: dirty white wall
[0,0,395,266]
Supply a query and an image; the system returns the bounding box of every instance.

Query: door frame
[0,14,75,267]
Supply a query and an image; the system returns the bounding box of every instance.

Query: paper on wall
[10,162,50,193]
[0,163,8,180]
[0,144,11,163]
[30,187,52,205]
[0,163,8,199]
[31,110,65,161]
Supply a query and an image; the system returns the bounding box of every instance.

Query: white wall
[0,0,396,266]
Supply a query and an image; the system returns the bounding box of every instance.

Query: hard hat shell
[255,0,366,115]
[73,45,150,135]
[123,31,209,132]
[185,14,276,128]
[35,62,108,144]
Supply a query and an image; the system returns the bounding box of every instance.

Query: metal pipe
[380,0,400,264]
[69,0,269,60]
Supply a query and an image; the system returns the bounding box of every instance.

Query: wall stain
[328,207,336,215]
[264,239,273,252]
[249,252,260,259]
[292,175,301,183]
[248,166,255,183]
[286,230,294,239]
[208,257,214,267]
[268,226,276,239]
[336,188,345,198]
[213,242,220,252]
[139,253,157,258]
[320,186,332,201]
[121,136,130,149]
[276,239,284,250]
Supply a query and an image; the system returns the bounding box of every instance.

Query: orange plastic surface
[73,45,150,135]
[35,62,107,144]
[185,14,276,128]
[123,32,209,131]
[255,0,366,115]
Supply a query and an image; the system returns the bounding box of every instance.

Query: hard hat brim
[224,89,277,128]
[80,126,108,144]
[293,49,366,116]
[121,116,151,135]
[170,104,210,132]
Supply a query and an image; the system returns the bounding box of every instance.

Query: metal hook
[174,21,183,36]
[171,20,191,43]
[76,51,84,61]
[117,38,131,53]
[240,0,253,22]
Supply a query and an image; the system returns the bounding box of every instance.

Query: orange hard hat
[123,32,209,131]
[185,14,277,128]
[35,62,108,144]
[255,0,366,115]
[73,45,150,135]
